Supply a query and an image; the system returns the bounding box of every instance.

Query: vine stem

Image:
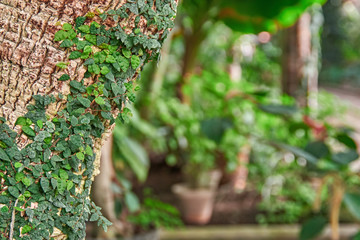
[9,198,19,240]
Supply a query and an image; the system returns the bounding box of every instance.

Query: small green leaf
[70,116,78,126]
[100,66,110,75]
[68,51,82,59]
[22,126,36,137]
[60,39,73,48]
[66,181,74,191]
[54,30,68,41]
[36,120,43,128]
[1,206,9,213]
[78,96,91,108]
[15,172,25,182]
[76,152,85,160]
[0,148,10,161]
[105,55,116,63]
[56,62,70,69]
[122,48,131,58]
[8,186,20,198]
[14,162,22,168]
[75,16,86,28]
[131,55,140,69]
[85,34,97,45]
[23,191,31,198]
[59,169,69,180]
[117,56,129,72]
[15,117,31,126]
[78,25,90,33]
[85,145,93,156]
[21,225,32,234]
[88,64,101,75]
[90,213,99,221]
[58,74,70,81]
[22,177,32,187]
[14,206,25,212]
[62,23,73,31]
[95,97,105,105]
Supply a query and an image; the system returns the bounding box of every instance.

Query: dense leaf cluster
[0,0,176,239]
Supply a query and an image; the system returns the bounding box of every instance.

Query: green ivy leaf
[85,145,93,156]
[66,181,74,191]
[93,51,107,64]
[100,66,110,75]
[14,206,25,212]
[21,225,32,234]
[88,64,101,75]
[8,186,20,198]
[14,162,22,168]
[60,39,73,48]
[95,97,105,105]
[122,48,131,58]
[78,25,90,33]
[0,148,10,161]
[70,116,78,126]
[105,55,116,63]
[117,56,129,72]
[62,23,73,31]
[58,74,70,81]
[22,126,36,137]
[1,206,9,213]
[76,152,85,160]
[68,51,82,60]
[54,30,68,41]
[57,179,66,194]
[22,177,32,187]
[15,117,31,126]
[78,96,91,108]
[89,213,99,221]
[85,34,97,45]
[131,55,140,69]
[56,62,70,69]
[59,169,69,180]
[75,16,86,28]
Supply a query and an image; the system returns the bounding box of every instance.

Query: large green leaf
[304,141,329,159]
[258,104,298,116]
[343,193,360,220]
[299,215,327,240]
[277,143,318,164]
[113,128,149,182]
[332,150,359,165]
[218,0,327,33]
[200,117,233,144]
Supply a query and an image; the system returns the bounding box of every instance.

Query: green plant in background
[127,189,183,232]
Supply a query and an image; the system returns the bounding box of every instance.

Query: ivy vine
[0,1,177,239]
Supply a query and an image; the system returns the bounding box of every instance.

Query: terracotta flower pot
[172,184,215,225]
[172,170,222,225]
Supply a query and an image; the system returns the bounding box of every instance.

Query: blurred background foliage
[89,0,360,239]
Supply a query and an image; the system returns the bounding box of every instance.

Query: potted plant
[126,189,183,240]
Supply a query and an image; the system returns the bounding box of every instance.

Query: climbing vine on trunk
[0,1,177,239]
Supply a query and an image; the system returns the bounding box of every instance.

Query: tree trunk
[0,0,177,239]
[281,12,312,106]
